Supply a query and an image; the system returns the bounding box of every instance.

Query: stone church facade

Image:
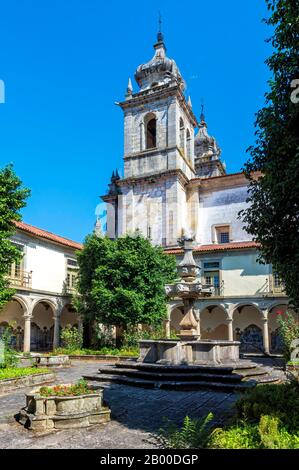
[102,31,296,354]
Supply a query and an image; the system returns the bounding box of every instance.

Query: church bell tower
[102,28,198,246]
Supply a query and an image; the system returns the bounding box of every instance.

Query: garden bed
[0,368,55,393]
[17,380,110,431]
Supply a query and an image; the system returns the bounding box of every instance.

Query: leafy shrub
[159,414,213,449]
[39,379,92,397]
[53,346,138,356]
[60,325,83,351]
[0,323,19,368]
[208,422,259,449]
[209,416,299,449]
[235,382,299,433]
[277,311,299,361]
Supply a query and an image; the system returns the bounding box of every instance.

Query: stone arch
[200,304,228,340]
[144,112,157,149]
[179,117,185,152]
[232,303,264,353]
[60,303,79,329]
[0,296,29,350]
[31,299,56,351]
[186,128,191,160]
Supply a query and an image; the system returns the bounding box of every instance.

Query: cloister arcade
[0,294,79,352]
[167,299,297,354]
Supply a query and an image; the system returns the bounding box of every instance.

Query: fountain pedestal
[138,339,240,366]
[139,234,240,366]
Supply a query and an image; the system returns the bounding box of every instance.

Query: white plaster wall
[198,186,250,244]
[12,232,76,294]
[221,253,270,296]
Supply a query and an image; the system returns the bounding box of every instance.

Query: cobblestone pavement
[0,360,241,449]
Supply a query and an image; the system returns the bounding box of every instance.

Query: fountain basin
[138,339,240,365]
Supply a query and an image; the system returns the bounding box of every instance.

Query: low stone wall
[17,384,110,431]
[69,355,138,362]
[0,372,55,394]
[35,355,71,368]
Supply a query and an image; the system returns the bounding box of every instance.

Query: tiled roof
[164,241,260,255]
[14,221,83,250]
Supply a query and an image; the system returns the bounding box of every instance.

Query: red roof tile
[164,241,260,255]
[14,221,83,250]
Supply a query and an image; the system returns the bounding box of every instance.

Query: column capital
[23,313,32,321]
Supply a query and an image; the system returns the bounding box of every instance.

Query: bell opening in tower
[146,118,157,149]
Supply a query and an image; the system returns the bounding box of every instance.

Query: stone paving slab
[0,360,240,449]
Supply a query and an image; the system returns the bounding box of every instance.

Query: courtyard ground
[0,359,283,449]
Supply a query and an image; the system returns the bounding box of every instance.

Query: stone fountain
[138,234,240,366]
[84,235,280,390]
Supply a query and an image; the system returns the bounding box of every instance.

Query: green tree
[0,165,30,308]
[240,0,299,307]
[75,233,177,334]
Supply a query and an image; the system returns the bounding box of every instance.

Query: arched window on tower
[179,118,185,154]
[186,129,191,161]
[146,116,157,149]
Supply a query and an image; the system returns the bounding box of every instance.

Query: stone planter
[35,355,71,368]
[17,384,110,431]
[0,372,55,394]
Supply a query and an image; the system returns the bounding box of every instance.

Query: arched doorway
[200,305,228,340]
[0,297,27,351]
[60,303,79,329]
[268,304,298,353]
[233,304,263,353]
[31,301,55,351]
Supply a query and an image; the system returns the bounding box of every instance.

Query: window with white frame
[8,243,25,279]
[65,258,78,291]
[213,225,231,244]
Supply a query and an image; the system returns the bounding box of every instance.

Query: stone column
[23,314,32,353]
[227,317,234,341]
[194,309,201,338]
[262,315,270,355]
[165,319,170,338]
[53,312,61,350]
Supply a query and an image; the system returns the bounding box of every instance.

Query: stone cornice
[187,171,261,192]
[119,85,198,128]
[101,194,118,203]
[115,168,190,189]
[124,145,195,174]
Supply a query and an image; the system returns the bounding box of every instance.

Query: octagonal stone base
[138,339,240,365]
[17,384,110,431]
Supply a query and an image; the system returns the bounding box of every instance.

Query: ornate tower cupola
[117,27,197,181]
[134,30,185,92]
[194,107,226,178]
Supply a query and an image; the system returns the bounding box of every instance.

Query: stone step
[97,366,245,383]
[116,360,259,374]
[84,373,258,392]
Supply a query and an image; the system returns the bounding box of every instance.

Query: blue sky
[0,0,272,243]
